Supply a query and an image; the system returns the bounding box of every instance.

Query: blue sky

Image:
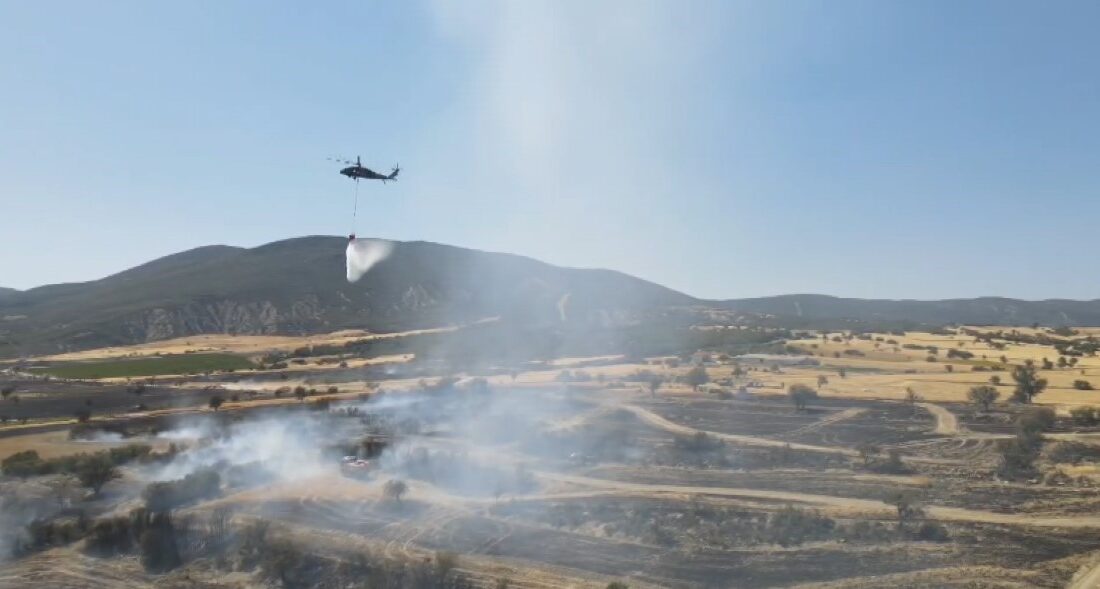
[1,1,1098,299]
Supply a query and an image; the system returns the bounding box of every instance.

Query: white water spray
[345,238,393,283]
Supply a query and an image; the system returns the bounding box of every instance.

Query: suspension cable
[351,179,359,236]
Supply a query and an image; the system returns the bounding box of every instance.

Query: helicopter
[329,156,399,182]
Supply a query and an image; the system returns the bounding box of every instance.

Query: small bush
[1069,407,1098,426]
[1046,441,1100,464]
[85,516,134,556]
[913,521,949,542]
[763,506,836,547]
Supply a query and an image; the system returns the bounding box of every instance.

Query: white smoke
[345,238,393,283]
[144,417,332,483]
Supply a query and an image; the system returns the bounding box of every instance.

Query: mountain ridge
[2,236,1099,357]
[0,236,694,356]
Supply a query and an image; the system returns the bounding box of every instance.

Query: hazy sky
[2,1,1098,300]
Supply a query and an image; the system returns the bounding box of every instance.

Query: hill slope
[0,236,694,356]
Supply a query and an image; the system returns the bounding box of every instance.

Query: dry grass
[35,326,460,362]
[0,429,169,460]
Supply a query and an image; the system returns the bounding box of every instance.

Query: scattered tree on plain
[647,375,665,397]
[889,493,924,531]
[1011,360,1048,403]
[383,479,408,503]
[684,366,710,391]
[76,454,120,495]
[788,383,818,412]
[967,385,1000,411]
[857,442,880,467]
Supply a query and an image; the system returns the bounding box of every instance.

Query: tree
[1018,406,1055,435]
[967,385,1000,412]
[435,551,459,581]
[647,375,665,397]
[383,479,408,503]
[904,387,920,415]
[837,367,847,378]
[208,396,224,411]
[293,386,308,402]
[1058,356,1069,369]
[857,442,880,467]
[76,455,120,495]
[0,386,14,400]
[889,492,924,530]
[788,383,817,412]
[989,375,1001,386]
[1011,361,1048,403]
[1074,380,1094,391]
[684,366,709,391]
[998,407,1055,479]
[1041,358,1054,370]
[945,364,954,373]
[139,512,181,573]
[817,375,829,387]
[74,408,92,423]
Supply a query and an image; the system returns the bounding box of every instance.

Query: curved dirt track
[787,564,1042,589]
[1068,555,1100,589]
[532,471,1100,529]
[613,399,974,465]
[918,402,962,435]
[785,407,868,437]
[239,468,1100,531]
[611,401,859,457]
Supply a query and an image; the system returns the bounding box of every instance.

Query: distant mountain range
[717,294,1100,327]
[1,236,1098,357]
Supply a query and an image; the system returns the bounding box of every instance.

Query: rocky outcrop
[121,299,324,342]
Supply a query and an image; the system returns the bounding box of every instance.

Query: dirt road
[1068,555,1100,589]
[918,402,962,435]
[533,471,1100,529]
[612,401,859,457]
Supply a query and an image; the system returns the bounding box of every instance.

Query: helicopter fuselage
[341,166,396,181]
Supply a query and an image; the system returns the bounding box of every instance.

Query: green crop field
[28,353,254,379]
